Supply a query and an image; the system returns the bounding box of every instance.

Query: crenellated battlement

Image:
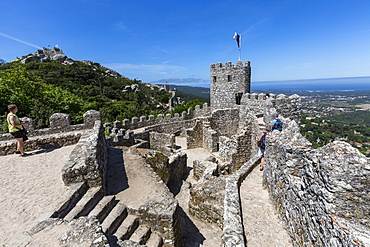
[240,93,301,124]
[105,103,211,134]
[210,60,250,69]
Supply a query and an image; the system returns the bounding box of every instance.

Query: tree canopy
[0,60,173,132]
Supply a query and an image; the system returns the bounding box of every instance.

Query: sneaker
[14,151,21,154]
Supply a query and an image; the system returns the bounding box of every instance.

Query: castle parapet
[0,110,102,156]
[210,60,251,68]
[0,110,102,143]
[264,119,370,246]
[106,103,210,135]
[240,93,301,124]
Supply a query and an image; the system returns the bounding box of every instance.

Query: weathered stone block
[189,172,225,228]
[83,110,102,129]
[50,113,70,129]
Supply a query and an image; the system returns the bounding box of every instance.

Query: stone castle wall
[264,119,370,246]
[209,108,240,138]
[240,92,301,125]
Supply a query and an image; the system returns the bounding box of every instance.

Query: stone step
[64,186,103,221]
[144,231,163,247]
[129,225,151,245]
[88,195,116,223]
[115,214,139,240]
[50,182,88,218]
[101,201,128,235]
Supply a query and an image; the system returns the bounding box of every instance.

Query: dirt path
[240,166,292,246]
[0,145,76,246]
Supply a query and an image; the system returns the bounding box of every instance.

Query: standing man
[271,114,283,131]
[7,104,29,156]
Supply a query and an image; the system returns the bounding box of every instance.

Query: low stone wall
[62,120,107,189]
[202,121,218,152]
[222,155,260,247]
[0,110,102,142]
[149,132,176,156]
[144,118,198,135]
[168,152,188,181]
[264,120,370,246]
[109,129,135,147]
[127,148,184,247]
[0,131,84,156]
[140,149,188,185]
[137,200,182,247]
[219,128,253,172]
[210,109,240,138]
[189,158,225,228]
[186,120,204,149]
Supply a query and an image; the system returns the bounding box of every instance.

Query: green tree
[171,99,205,116]
[0,64,84,131]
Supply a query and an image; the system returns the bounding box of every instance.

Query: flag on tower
[233,32,241,48]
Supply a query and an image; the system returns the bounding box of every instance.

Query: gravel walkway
[0,145,76,246]
[240,166,293,246]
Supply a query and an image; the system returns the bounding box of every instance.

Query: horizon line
[253,75,370,83]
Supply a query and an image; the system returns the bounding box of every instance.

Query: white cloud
[156,46,170,54]
[152,77,210,87]
[105,62,187,76]
[0,32,42,49]
[112,21,130,32]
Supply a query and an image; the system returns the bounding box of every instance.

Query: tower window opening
[228,75,232,82]
[213,76,217,83]
[235,93,243,105]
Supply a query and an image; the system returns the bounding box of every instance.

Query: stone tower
[210,60,251,109]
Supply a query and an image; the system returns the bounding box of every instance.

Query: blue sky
[1,0,370,88]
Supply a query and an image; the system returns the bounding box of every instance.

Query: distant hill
[169,85,210,99]
[155,84,210,103]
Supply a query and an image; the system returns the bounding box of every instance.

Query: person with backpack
[271,114,283,131]
[257,128,269,171]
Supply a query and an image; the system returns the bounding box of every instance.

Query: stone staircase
[51,182,164,247]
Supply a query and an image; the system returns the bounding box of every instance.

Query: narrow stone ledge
[221,155,259,247]
[62,121,107,189]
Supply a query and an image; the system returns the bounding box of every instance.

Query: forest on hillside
[0,59,178,132]
[298,90,370,156]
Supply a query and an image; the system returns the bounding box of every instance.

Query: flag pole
[239,34,241,61]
